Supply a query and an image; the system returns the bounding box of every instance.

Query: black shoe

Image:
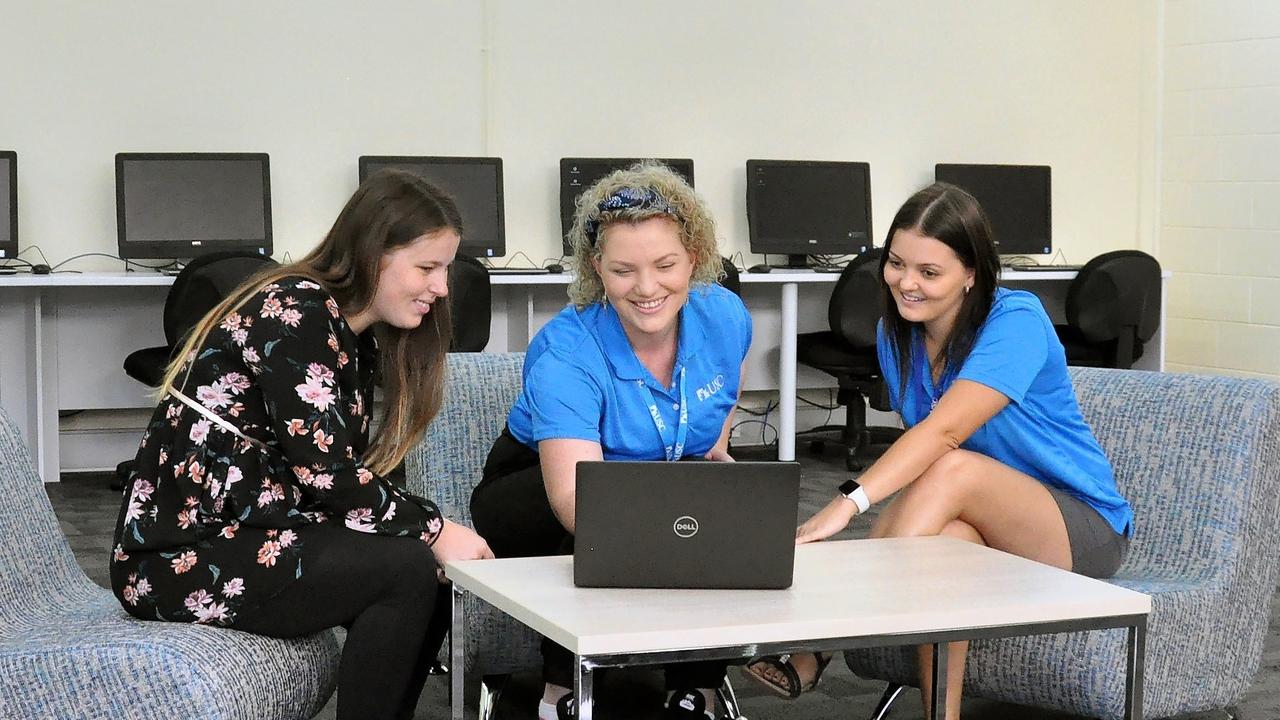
[665,688,709,720]
[556,693,576,720]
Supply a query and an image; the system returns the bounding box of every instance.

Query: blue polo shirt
[877,287,1133,536]
[507,284,752,460]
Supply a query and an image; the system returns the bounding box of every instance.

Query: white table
[446,536,1151,720]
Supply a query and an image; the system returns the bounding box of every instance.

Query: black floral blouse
[109,276,444,625]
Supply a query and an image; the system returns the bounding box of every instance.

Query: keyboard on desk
[486,267,551,275]
[1004,264,1083,272]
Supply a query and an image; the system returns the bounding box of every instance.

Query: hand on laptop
[433,519,495,579]
[795,496,857,544]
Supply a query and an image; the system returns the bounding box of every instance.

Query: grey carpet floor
[50,446,1276,720]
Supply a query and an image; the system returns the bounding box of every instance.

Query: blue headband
[583,187,678,246]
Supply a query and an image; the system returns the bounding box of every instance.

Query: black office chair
[1053,250,1161,369]
[114,252,278,489]
[718,256,741,297]
[794,249,902,471]
[449,255,492,352]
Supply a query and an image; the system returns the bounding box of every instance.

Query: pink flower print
[195,601,230,624]
[225,466,243,489]
[158,449,168,464]
[297,280,321,290]
[280,308,303,327]
[267,529,278,538]
[345,508,376,533]
[135,578,151,596]
[420,531,433,543]
[125,480,155,523]
[306,363,335,385]
[184,589,214,612]
[173,461,186,478]
[222,578,245,597]
[133,479,155,502]
[286,418,307,436]
[231,328,249,346]
[357,468,374,485]
[337,352,349,368]
[279,529,297,547]
[242,346,260,364]
[122,585,139,606]
[166,404,181,421]
[177,507,197,530]
[226,402,245,418]
[327,334,340,352]
[311,473,334,490]
[260,296,284,319]
[427,516,443,536]
[219,313,242,332]
[197,382,233,410]
[189,419,211,445]
[292,466,313,483]
[283,295,299,306]
[326,297,341,318]
[188,461,205,484]
[257,540,282,567]
[223,372,251,393]
[381,501,398,522]
[220,523,239,539]
[296,378,337,412]
[313,429,333,453]
[113,545,128,562]
[171,551,198,574]
[257,482,285,508]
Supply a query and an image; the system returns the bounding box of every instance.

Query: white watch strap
[845,485,871,514]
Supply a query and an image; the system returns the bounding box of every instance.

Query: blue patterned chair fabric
[404,351,543,676]
[0,406,340,719]
[844,368,1280,719]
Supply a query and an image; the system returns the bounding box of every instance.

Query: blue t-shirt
[876,287,1133,536]
[507,283,752,461]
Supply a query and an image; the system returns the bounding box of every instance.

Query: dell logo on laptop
[673,516,699,538]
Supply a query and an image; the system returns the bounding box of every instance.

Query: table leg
[574,655,595,720]
[777,281,798,461]
[451,584,465,720]
[930,642,950,720]
[1125,619,1147,720]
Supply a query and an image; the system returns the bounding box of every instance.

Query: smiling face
[348,228,460,334]
[591,216,694,347]
[883,226,975,338]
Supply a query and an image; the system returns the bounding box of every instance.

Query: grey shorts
[1046,486,1129,579]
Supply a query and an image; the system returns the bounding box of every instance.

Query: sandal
[741,652,833,699]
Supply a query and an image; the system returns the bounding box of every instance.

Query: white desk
[0,268,1169,479]
[446,536,1151,720]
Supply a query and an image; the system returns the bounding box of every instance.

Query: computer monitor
[358,156,505,259]
[115,153,272,261]
[746,159,872,268]
[0,151,15,261]
[934,164,1051,256]
[559,157,694,255]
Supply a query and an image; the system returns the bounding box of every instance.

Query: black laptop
[573,461,801,589]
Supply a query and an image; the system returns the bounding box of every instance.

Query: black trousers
[470,428,728,691]
[230,525,451,720]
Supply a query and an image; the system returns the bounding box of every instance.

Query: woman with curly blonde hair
[471,162,751,720]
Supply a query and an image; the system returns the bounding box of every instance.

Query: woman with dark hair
[109,169,493,720]
[744,183,1132,720]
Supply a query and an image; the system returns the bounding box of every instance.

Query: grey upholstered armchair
[404,352,543,720]
[845,368,1280,719]
[0,405,339,720]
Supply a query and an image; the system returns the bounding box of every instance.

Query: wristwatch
[838,478,871,514]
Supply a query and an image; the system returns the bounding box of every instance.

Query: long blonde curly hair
[566,161,723,307]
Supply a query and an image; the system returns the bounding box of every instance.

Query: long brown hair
[879,182,1000,398]
[158,169,461,475]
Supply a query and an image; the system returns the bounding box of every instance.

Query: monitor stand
[772,254,810,270]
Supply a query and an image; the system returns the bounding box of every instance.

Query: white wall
[1160,0,1280,380]
[1,1,1157,270]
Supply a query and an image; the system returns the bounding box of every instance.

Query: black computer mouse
[545,263,565,274]
[31,263,52,275]
[746,264,772,274]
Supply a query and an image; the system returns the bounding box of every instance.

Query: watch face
[839,478,861,496]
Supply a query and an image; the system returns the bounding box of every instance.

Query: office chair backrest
[718,256,741,297]
[1065,250,1161,346]
[164,252,278,348]
[828,248,883,348]
[448,254,492,352]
